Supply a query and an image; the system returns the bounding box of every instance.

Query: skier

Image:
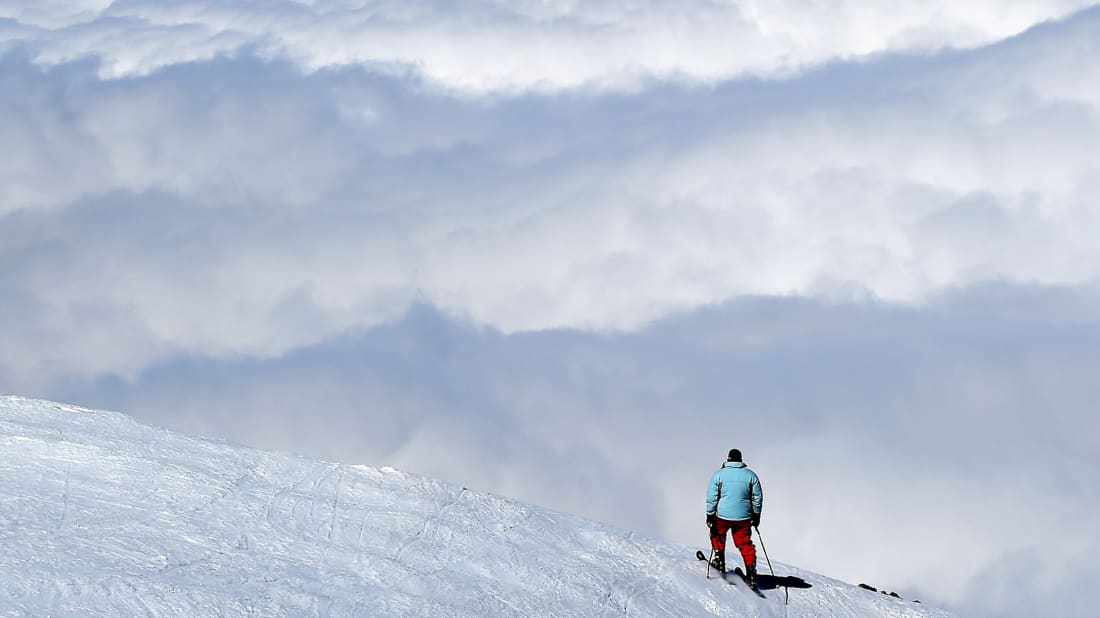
[706,448,763,587]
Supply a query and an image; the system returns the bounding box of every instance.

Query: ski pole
[754,525,774,577]
[754,525,787,605]
[707,547,714,579]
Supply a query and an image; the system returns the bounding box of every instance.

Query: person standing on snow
[706,448,763,586]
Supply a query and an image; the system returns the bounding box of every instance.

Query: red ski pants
[710,517,756,570]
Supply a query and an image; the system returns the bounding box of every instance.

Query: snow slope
[0,396,953,617]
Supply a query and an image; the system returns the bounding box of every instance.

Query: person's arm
[750,474,763,526]
[706,473,720,516]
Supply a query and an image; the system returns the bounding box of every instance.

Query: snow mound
[0,396,953,617]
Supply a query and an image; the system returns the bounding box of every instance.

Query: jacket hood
[722,461,746,469]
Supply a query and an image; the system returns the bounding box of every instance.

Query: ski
[695,551,765,598]
[695,550,720,573]
[732,566,767,598]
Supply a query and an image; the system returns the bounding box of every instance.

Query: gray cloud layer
[51,288,1100,616]
[3,3,1100,616]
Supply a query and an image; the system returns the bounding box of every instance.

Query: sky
[2,1,1100,615]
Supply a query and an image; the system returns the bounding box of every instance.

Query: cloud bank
[53,289,1100,617]
[3,2,1100,616]
[4,8,1100,385]
[2,0,1096,89]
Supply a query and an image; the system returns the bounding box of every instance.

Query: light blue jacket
[706,461,763,521]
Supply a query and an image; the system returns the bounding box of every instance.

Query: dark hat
[727,448,742,462]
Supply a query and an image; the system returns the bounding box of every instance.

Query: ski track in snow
[0,396,955,617]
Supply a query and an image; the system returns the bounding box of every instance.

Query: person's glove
[751,512,761,527]
[706,513,716,529]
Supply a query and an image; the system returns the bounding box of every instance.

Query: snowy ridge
[0,396,953,617]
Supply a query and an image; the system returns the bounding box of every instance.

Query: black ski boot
[710,550,726,573]
[745,564,758,589]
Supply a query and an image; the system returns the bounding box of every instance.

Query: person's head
[727,448,742,462]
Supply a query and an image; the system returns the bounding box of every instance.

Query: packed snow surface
[0,396,953,617]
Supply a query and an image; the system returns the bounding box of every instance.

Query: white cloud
[1,0,1096,90]
[2,9,1100,385]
